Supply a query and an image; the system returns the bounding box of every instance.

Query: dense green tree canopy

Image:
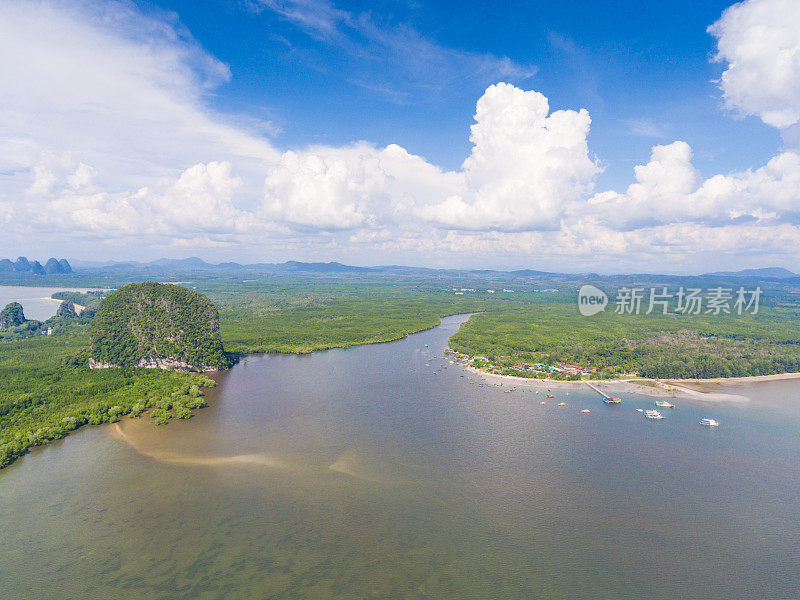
[450,304,800,379]
[56,300,77,318]
[90,282,229,369]
[0,302,26,329]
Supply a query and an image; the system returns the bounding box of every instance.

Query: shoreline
[464,364,800,386]
[664,372,800,385]
[461,365,784,403]
[39,296,86,314]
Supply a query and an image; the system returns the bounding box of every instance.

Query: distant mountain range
[69,257,571,278]
[77,258,383,274]
[702,267,798,279]
[81,258,797,279]
[7,255,799,282]
[0,256,73,275]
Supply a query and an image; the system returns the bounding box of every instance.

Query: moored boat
[655,400,675,408]
[603,397,621,404]
[700,418,719,427]
[643,410,663,420]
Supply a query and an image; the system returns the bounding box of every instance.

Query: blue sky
[1,0,800,272]
[147,0,779,184]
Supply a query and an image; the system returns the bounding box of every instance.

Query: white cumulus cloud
[266,84,600,233]
[709,0,800,129]
[416,83,599,231]
[4,0,800,271]
[587,140,800,235]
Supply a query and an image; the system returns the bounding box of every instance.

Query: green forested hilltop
[90,282,230,369]
[450,304,800,379]
[0,302,26,329]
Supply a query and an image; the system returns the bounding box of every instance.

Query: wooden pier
[584,381,621,403]
[584,381,609,398]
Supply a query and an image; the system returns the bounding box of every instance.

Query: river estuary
[1,314,799,599]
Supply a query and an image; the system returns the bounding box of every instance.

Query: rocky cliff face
[88,356,219,373]
[30,261,45,275]
[89,282,229,371]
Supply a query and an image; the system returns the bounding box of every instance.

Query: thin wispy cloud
[625,118,669,138]
[247,0,536,102]
[246,0,347,41]
[547,32,602,106]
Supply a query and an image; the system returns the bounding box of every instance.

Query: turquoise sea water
[1,314,799,599]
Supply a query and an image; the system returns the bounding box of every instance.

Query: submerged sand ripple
[112,424,289,470]
[112,424,409,485]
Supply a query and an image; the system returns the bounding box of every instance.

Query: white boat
[700,418,719,427]
[636,408,643,413]
[655,401,675,409]
[643,410,663,420]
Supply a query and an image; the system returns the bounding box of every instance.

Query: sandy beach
[665,372,800,385]
[463,365,759,403]
[39,296,86,314]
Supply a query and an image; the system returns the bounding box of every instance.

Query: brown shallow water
[2,315,800,599]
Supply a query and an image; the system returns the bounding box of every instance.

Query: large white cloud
[3,0,800,271]
[418,83,599,230]
[580,0,800,251]
[35,160,247,238]
[265,84,600,232]
[587,141,800,229]
[262,147,386,230]
[709,0,800,129]
[0,0,278,195]
[261,141,463,230]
